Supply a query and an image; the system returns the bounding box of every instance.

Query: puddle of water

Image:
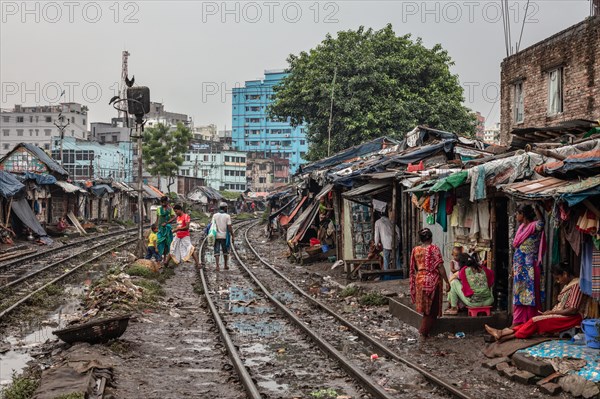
[232,320,283,337]
[186,368,219,373]
[244,354,272,367]
[258,378,289,392]
[0,298,81,386]
[226,286,272,315]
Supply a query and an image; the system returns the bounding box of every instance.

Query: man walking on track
[212,202,234,270]
[166,204,200,268]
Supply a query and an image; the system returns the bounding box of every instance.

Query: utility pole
[54,113,70,165]
[327,66,337,157]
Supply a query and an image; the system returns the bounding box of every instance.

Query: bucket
[321,244,329,253]
[581,319,600,349]
[310,238,321,246]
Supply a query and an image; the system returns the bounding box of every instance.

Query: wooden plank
[67,211,87,235]
[0,249,36,262]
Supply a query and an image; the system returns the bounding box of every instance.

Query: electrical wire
[501,0,510,57]
[516,0,530,53]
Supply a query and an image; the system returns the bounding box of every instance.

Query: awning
[286,201,319,244]
[54,181,87,194]
[0,171,25,198]
[11,197,50,240]
[502,176,600,203]
[315,184,333,201]
[342,181,389,199]
[91,184,115,197]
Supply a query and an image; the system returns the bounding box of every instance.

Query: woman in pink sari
[512,204,546,325]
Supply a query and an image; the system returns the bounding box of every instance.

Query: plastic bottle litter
[370,354,379,361]
[569,333,585,345]
[455,332,465,339]
[407,338,417,344]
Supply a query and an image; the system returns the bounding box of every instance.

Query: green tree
[269,24,476,161]
[142,122,193,194]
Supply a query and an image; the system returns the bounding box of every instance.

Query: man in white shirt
[212,202,234,270]
[374,208,400,270]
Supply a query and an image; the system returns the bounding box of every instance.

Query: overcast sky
[0,0,592,131]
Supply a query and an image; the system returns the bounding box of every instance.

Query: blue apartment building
[232,70,307,174]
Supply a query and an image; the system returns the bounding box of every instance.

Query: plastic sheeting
[11,197,48,237]
[0,171,25,198]
[91,184,115,197]
[19,172,57,185]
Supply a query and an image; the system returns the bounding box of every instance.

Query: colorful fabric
[410,244,443,316]
[169,235,195,264]
[175,213,191,239]
[554,278,584,313]
[448,278,494,308]
[459,265,494,299]
[512,220,545,308]
[581,240,593,296]
[513,314,582,339]
[592,246,600,300]
[577,211,599,235]
[514,305,539,325]
[436,194,448,232]
[156,206,175,256]
[518,340,600,382]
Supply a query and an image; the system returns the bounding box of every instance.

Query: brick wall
[500,17,600,144]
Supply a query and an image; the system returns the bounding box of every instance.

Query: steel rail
[0,237,137,321]
[197,220,262,399]
[1,233,136,291]
[229,225,397,399]
[243,222,475,399]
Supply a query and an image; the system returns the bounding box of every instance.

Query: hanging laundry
[551,228,560,266]
[580,239,593,296]
[436,194,448,232]
[563,212,582,256]
[446,191,456,215]
[577,210,599,235]
[593,246,600,300]
[450,205,459,227]
[477,201,491,240]
[469,165,487,202]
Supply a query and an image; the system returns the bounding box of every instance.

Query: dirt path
[106,262,245,399]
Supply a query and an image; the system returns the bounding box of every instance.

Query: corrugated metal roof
[54,180,87,193]
[21,143,68,176]
[502,176,600,198]
[342,181,389,198]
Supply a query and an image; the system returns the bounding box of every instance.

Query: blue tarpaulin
[19,172,57,185]
[0,171,25,198]
[90,184,115,197]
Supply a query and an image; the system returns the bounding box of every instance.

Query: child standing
[145,225,161,262]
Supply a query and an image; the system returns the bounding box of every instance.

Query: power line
[516,0,531,53]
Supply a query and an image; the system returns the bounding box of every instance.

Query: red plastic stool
[467,306,492,317]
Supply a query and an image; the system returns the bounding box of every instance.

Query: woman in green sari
[156,196,176,265]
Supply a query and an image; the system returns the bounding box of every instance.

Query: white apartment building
[179,148,247,192]
[483,123,501,144]
[0,103,88,157]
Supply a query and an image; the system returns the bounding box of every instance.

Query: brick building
[247,157,289,192]
[500,16,600,145]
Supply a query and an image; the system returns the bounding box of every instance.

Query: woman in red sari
[410,228,451,339]
[486,263,585,342]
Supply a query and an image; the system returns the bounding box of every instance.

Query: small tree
[142,122,192,194]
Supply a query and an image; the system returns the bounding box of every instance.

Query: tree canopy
[269,24,476,160]
[142,122,193,193]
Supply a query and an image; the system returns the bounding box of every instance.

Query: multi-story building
[178,145,247,192]
[51,136,133,182]
[232,70,308,173]
[247,157,290,192]
[483,123,501,144]
[500,15,600,145]
[145,102,189,128]
[90,117,133,143]
[0,103,88,156]
[193,124,218,141]
[474,111,485,140]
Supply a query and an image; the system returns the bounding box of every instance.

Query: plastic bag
[207,220,217,246]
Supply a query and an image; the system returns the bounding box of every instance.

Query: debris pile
[84,273,143,317]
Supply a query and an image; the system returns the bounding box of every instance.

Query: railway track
[0,231,138,322]
[199,221,473,399]
[241,222,476,399]
[0,226,140,272]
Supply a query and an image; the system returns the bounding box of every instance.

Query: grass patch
[136,279,165,303]
[339,285,359,298]
[125,265,156,279]
[234,212,255,221]
[309,388,338,399]
[359,292,388,306]
[156,267,175,284]
[189,210,210,225]
[192,281,204,296]
[2,373,39,399]
[108,340,130,355]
